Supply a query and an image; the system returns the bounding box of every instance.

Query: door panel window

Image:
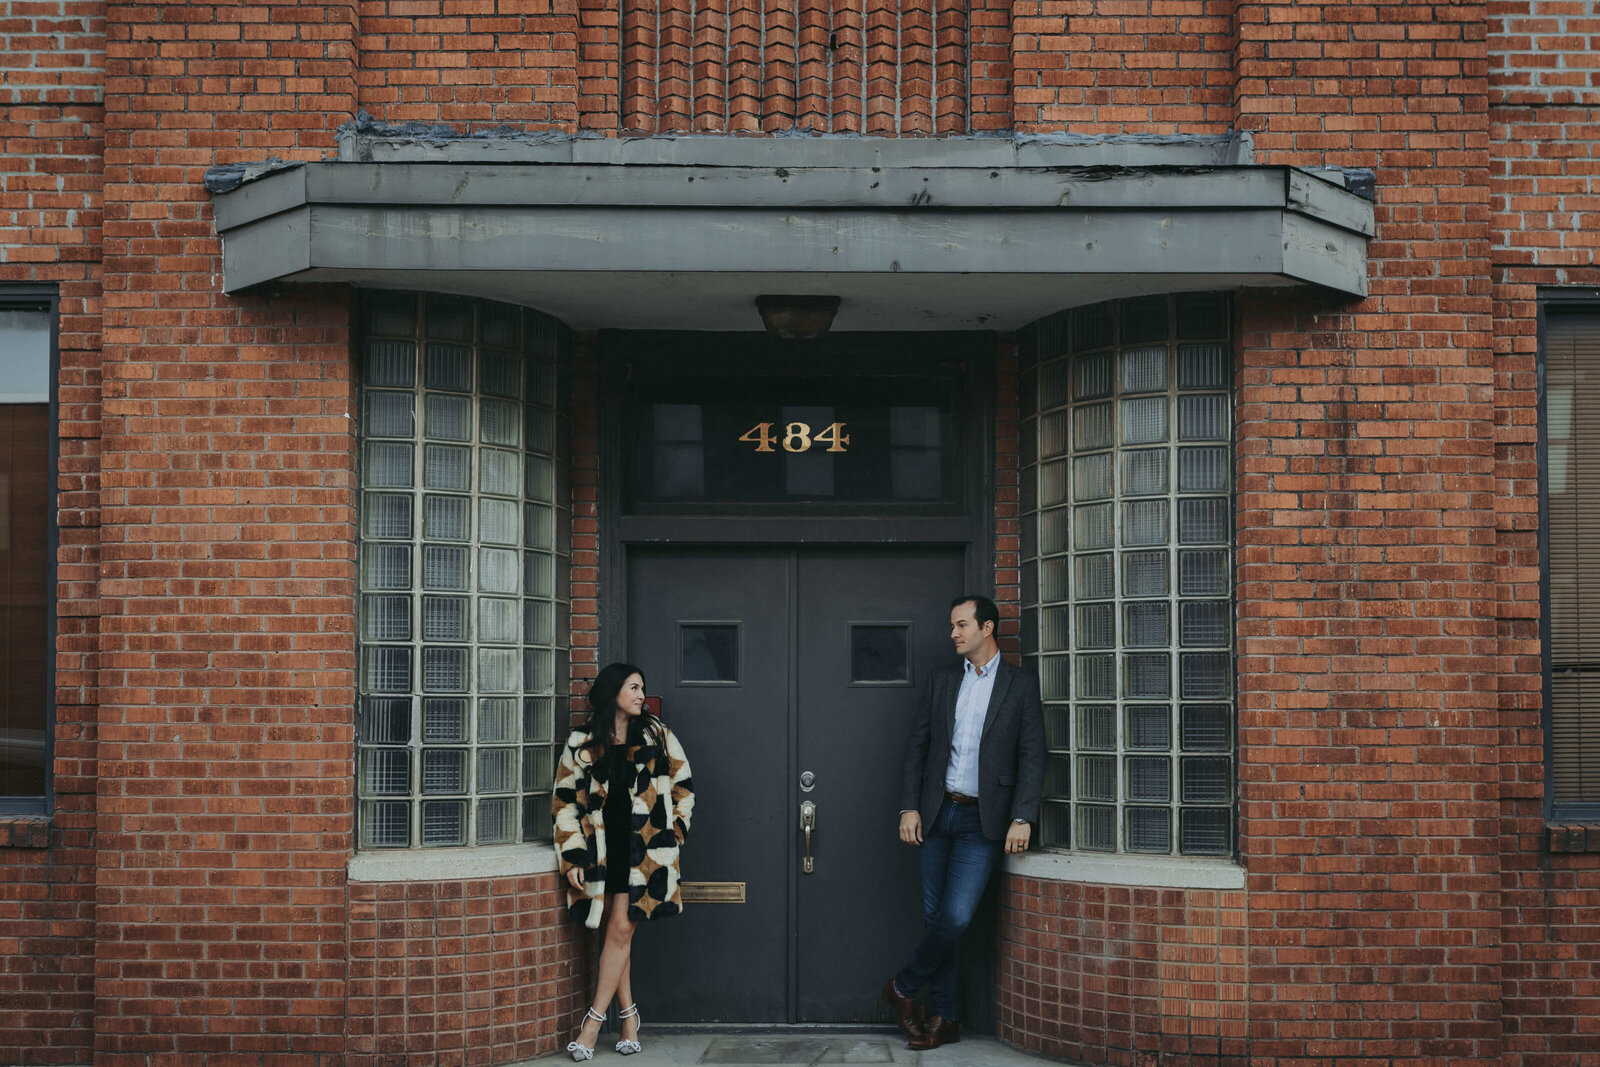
[680,623,740,684]
[848,624,911,685]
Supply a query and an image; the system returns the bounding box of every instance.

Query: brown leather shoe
[908,1016,960,1051]
[880,979,924,1041]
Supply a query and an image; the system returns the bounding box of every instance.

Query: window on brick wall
[356,293,571,848]
[1543,302,1600,820]
[1020,294,1235,856]
[0,289,56,815]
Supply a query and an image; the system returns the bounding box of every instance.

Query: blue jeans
[893,799,1004,1021]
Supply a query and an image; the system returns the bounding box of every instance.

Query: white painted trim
[348,844,561,883]
[1005,850,1245,890]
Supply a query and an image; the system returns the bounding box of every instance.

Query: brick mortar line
[0,88,105,97]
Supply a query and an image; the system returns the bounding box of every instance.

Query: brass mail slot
[680,881,746,904]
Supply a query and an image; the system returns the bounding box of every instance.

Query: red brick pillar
[993,337,1022,655]
[1487,4,1600,1056]
[579,0,623,130]
[1235,2,1500,1062]
[969,0,1012,132]
[0,0,105,1060]
[96,0,358,1058]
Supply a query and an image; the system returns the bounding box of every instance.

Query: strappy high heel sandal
[567,1006,606,1061]
[615,1003,642,1056]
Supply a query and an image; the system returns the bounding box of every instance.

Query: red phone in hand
[643,696,662,717]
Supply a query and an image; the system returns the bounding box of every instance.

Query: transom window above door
[621,340,974,515]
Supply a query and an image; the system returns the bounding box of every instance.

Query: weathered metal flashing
[1302,164,1378,201]
[203,157,301,195]
[329,113,1259,170]
[209,150,1374,330]
[211,163,1373,235]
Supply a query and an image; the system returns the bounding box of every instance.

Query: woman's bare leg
[617,950,637,1042]
[576,893,636,1048]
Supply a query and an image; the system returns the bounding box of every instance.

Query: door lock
[800,770,816,792]
[799,800,817,874]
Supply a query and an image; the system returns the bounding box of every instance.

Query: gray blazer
[899,657,1047,841]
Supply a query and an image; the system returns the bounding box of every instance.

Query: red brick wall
[1012,0,1235,134]
[993,337,1022,657]
[347,875,587,1065]
[1488,4,1600,1064]
[351,0,1248,139]
[969,0,1013,132]
[0,0,104,1062]
[7,1,1600,1064]
[999,879,1249,1063]
[998,305,1254,1064]
[92,274,357,1061]
[1230,2,1501,1062]
[613,0,974,134]
[357,0,579,127]
[93,0,360,1057]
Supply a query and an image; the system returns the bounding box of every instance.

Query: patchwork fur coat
[550,722,695,929]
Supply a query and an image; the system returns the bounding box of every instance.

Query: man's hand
[565,866,585,892]
[899,811,923,845]
[1004,820,1031,854]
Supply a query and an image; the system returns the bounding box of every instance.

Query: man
[881,594,1045,1050]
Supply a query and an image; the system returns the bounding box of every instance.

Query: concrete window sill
[348,843,560,883]
[1006,849,1245,890]
[0,816,51,848]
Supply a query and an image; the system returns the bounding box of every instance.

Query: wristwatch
[1012,818,1027,824]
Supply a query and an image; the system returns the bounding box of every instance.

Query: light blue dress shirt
[944,650,1001,796]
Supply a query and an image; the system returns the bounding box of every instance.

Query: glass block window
[1020,293,1234,856]
[357,293,570,849]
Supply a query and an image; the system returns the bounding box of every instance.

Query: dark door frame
[594,329,1001,1031]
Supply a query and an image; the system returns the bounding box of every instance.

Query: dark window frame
[0,284,59,816]
[1539,288,1600,824]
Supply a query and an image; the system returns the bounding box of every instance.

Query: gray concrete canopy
[210,136,1374,331]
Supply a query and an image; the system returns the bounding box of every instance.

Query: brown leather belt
[944,790,978,806]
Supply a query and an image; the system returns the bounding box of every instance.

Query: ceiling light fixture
[755,295,841,340]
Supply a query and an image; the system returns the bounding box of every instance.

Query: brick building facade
[2,0,1598,1065]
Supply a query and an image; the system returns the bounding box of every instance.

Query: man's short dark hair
[950,594,1000,635]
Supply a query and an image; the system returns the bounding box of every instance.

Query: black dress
[602,746,634,896]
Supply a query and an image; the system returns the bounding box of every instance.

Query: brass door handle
[799,800,817,874]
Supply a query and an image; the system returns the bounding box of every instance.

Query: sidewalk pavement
[524,1031,1072,1067]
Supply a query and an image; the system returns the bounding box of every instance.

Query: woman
[551,662,694,1061]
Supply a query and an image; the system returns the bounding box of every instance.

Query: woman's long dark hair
[577,661,663,763]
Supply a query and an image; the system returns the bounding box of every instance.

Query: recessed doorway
[626,545,966,1023]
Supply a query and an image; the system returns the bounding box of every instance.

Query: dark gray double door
[626,546,964,1023]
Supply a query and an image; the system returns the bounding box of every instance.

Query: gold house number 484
[739,421,851,453]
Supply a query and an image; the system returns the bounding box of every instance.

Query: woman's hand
[565,866,585,892]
